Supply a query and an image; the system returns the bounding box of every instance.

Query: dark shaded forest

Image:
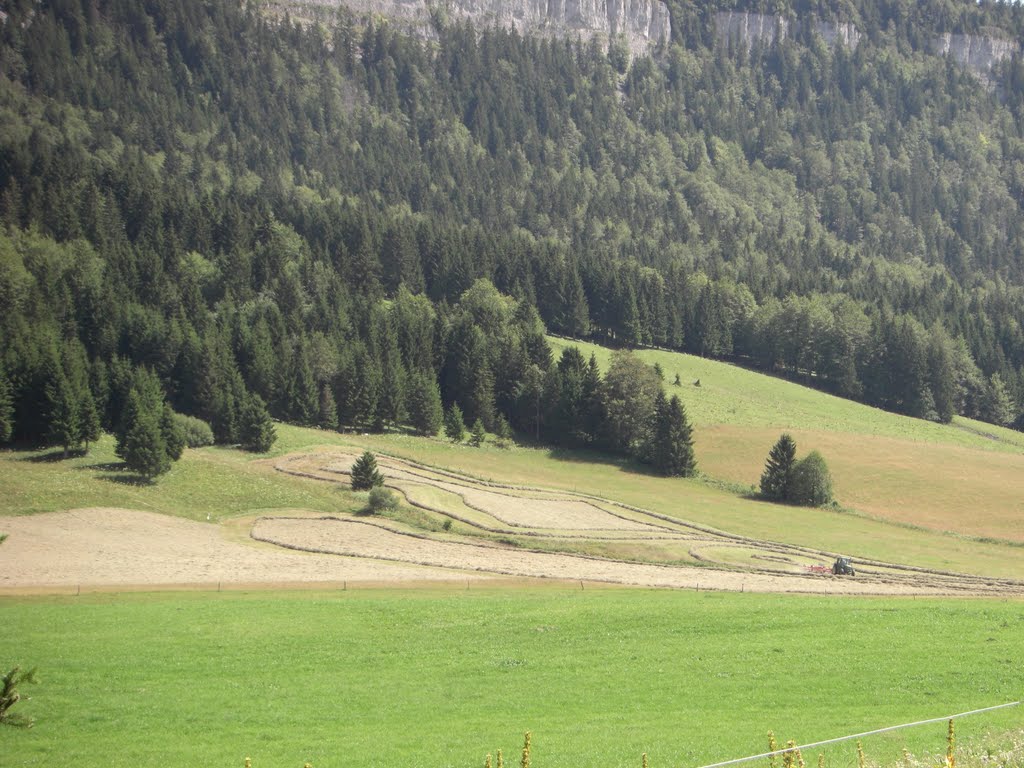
[2,0,1024,468]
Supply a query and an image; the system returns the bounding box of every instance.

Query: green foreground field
[1,589,1021,768]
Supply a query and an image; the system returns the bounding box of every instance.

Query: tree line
[2,0,1024,472]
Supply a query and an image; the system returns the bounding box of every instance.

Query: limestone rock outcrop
[931,33,1018,79]
[305,0,670,56]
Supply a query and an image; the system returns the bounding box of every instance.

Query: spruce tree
[161,403,186,460]
[350,450,384,490]
[444,403,466,443]
[121,392,171,480]
[238,393,276,452]
[318,384,338,430]
[78,389,102,452]
[494,413,513,446]
[983,373,1015,426]
[115,370,182,480]
[45,371,80,457]
[407,369,443,436]
[760,433,797,501]
[469,418,486,447]
[0,365,12,443]
[653,394,697,477]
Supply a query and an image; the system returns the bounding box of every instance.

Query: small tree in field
[789,451,833,506]
[444,403,466,443]
[469,418,486,447]
[238,393,276,452]
[760,433,797,501]
[350,450,384,490]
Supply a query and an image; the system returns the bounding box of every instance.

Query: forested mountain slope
[2,0,1024,461]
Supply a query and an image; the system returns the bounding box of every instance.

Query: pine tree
[161,403,186,460]
[444,403,466,443]
[469,418,486,447]
[121,392,171,480]
[0,365,15,444]
[238,393,276,452]
[78,389,102,451]
[983,373,1015,426]
[494,413,513,447]
[652,394,696,477]
[406,369,443,436]
[318,384,338,430]
[45,371,80,457]
[760,433,797,501]
[350,450,384,490]
[116,370,179,480]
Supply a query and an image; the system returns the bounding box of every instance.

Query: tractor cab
[832,557,855,576]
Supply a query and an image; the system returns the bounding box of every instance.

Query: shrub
[0,666,38,728]
[789,450,834,506]
[175,413,215,448]
[367,487,399,513]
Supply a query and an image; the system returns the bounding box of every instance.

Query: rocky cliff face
[931,33,1018,79]
[714,12,860,49]
[301,0,671,57]
[814,21,860,49]
[714,11,788,47]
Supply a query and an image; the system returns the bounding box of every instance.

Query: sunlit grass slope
[1,589,1021,768]
[549,337,1024,543]
[3,419,1024,577]
[0,433,361,522]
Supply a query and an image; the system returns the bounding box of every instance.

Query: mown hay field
[549,337,1024,545]
[1,589,1021,768]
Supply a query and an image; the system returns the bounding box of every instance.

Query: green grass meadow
[1,589,1022,768]
[548,337,1024,545]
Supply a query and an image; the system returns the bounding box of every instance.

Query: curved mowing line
[271,452,1024,593]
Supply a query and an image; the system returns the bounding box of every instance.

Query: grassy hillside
[3,429,1024,579]
[1,590,1021,768]
[549,338,1024,544]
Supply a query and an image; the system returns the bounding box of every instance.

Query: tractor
[832,556,855,576]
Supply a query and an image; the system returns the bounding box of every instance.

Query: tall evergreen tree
[161,403,186,461]
[760,433,797,501]
[406,369,443,436]
[983,372,1016,426]
[0,365,13,444]
[120,389,171,480]
[115,368,182,479]
[651,393,697,477]
[45,370,80,457]
[238,393,276,452]
[444,403,466,443]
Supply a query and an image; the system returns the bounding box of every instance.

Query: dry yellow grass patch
[699,425,1024,542]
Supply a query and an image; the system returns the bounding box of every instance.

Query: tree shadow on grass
[97,472,155,487]
[80,461,127,472]
[20,448,87,463]
[544,445,662,479]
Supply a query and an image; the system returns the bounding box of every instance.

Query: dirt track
[2,450,1022,596]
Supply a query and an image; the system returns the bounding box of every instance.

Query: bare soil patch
[0,508,491,592]
[4,449,1023,597]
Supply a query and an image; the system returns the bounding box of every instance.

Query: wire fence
[695,701,1022,768]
